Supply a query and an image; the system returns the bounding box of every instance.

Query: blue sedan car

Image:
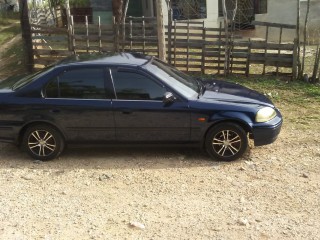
[0,53,282,161]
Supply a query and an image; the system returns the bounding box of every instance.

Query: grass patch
[0,12,19,27]
[0,40,27,78]
[0,24,21,45]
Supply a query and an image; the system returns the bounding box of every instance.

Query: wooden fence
[71,16,158,55]
[31,24,72,70]
[165,20,297,76]
[30,15,297,77]
[166,21,227,74]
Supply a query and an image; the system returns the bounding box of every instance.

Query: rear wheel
[22,124,64,161]
[205,123,248,161]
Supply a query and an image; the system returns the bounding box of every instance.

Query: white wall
[251,0,320,42]
[249,0,298,42]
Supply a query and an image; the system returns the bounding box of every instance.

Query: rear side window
[45,68,108,99]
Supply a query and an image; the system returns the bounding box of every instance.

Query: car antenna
[140,56,154,66]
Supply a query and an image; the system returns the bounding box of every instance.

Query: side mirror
[163,92,175,104]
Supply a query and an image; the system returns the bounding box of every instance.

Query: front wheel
[22,124,65,161]
[205,123,248,161]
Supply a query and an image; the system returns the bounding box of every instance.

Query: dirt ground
[0,101,319,240]
[0,29,319,239]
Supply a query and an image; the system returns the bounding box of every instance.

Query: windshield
[12,66,53,91]
[144,59,199,99]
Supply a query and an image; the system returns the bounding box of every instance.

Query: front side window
[143,59,198,99]
[111,70,166,101]
[45,68,107,99]
[172,0,207,20]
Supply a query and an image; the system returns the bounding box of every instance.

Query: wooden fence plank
[252,21,296,29]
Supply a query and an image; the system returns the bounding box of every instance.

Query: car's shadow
[0,143,243,170]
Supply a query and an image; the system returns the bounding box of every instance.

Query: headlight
[255,107,277,122]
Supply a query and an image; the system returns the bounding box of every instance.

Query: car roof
[56,52,150,67]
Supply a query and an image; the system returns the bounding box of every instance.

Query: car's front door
[44,66,115,143]
[110,68,191,142]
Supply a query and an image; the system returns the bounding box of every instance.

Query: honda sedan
[0,53,282,161]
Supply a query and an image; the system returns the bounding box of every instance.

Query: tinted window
[46,68,107,99]
[112,70,165,101]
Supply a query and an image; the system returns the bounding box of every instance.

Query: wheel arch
[202,118,253,149]
[18,121,66,146]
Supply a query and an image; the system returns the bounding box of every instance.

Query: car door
[110,67,191,142]
[43,66,115,143]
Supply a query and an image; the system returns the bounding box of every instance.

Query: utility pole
[156,0,166,61]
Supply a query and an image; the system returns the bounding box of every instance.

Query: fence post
[292,38,298,80]
[98,16,102,52]
[85,16,89,52]
[262,26,269,75]
[246,39,251,77]
[311,45,320,82]
[129,19,133,51]
[187,20,190,72]
[218,22,222,75]
[70,16,75,53]
[173,20,177,66]
[142,16,145,54]
[201,21,206,75]
[167,9,173,64]
[276,27,283,75]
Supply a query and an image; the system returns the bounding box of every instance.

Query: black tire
[205,123,248,161]
[22,124,64,161]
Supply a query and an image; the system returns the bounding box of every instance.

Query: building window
[218,0,223,17]
[254,0,267,14]
[172,0,207,20]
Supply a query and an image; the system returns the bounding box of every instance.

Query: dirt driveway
[0,104,319,239]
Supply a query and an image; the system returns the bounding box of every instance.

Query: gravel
[0,110,319,239]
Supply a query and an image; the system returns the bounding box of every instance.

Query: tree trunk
[121,0,130,51]
[112,0,123,52]
[156,0,166,61]
[19,0,34,72]
[166,0,172,64]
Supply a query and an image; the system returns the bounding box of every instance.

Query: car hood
[201,80,274,107]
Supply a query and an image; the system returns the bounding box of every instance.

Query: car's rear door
[43,66,115,143]
[110,67,191,142]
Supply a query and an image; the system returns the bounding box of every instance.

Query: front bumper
[252,115,283,146]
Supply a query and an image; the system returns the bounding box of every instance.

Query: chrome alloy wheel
[28,130,57,157]
[212,130,241,157]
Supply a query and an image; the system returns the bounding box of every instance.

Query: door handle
[50,109,60,113]
[122,111,133,114]
[120,109,133,114]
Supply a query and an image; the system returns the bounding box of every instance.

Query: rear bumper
[252,115,282,146]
